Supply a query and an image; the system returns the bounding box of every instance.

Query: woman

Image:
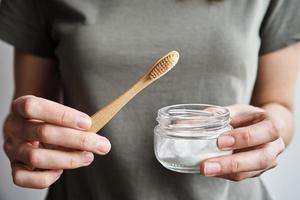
[0,0,299,199]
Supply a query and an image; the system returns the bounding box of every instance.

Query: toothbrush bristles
[149,51,179,79]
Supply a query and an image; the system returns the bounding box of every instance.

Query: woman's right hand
[3,95,111,189]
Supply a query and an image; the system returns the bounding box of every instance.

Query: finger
[200,140,283,176]
[15,144,94,169]
[13,121,111,155]
[218,161,278,181]
[217,118,280,150]
[12,95,91,130]
[226,105,265,126]
[4,141,38,164]
[230,111,267,128]
[3,138,30,163]
[11,163,63,189]
[3,140,15,161]
[3,114,24,146]
[3,114,13,140]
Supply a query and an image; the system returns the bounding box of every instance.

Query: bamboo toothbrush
[88,50,180,133]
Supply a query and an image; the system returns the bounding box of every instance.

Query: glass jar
[154,104,232,173]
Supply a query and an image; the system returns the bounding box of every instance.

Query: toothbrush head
[149,50,180,80]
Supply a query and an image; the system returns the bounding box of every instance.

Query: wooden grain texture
[88,51,179,133]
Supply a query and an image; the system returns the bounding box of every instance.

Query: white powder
[157,137,231,169]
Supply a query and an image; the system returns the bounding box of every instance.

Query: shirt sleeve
[259,0,300,55]
[0,0,56,57]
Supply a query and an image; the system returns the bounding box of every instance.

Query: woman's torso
[46,0,271,199]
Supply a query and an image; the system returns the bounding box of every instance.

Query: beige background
[0,40,299,200]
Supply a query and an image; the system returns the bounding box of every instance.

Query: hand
[200,104,285,181]
[3,95,111,188]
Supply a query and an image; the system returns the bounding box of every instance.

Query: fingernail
[77,114,92,129]
[96,139,111,155]
[204,162,221,176]
[82,152,94,165]
[218,135,235,149]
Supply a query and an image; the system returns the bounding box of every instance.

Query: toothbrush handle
[88,77,150,133]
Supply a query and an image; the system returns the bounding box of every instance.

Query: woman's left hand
[200,104,285,181]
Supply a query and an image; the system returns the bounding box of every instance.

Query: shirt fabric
[1,0,300,199]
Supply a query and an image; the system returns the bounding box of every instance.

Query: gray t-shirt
[1,0,300,199]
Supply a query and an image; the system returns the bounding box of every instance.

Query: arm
[13,49,61,100]
[251,43,300,145]
[200,43,300,181]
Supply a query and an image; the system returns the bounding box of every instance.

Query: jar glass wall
[154,104,232,173]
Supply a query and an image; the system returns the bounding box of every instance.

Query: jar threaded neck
[156,104,230,138]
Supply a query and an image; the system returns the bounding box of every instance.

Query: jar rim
[156,104,230,134]
[158,104,229,119]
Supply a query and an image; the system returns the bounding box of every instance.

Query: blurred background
[1,40,300,200]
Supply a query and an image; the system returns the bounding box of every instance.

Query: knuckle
[60,110,67,124]
[23,96,38,117]
[252,110,267,123]
[3,142,12,156]
[259,149,274,169]
[28,149,39,167]
[3,115,23,140]
[39,175,52,188]
[12,170,23,187]
[229,159,240,173]
[60,110,72,125]
[231,174,244,182]
[36,124,49,141]
[266,118,280,140]
[241,127,252,146]
[79,135,89,150]
[3,116,17,139]
[256,110,267,119]
[68,156,78,168]
[3,118,12,135]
